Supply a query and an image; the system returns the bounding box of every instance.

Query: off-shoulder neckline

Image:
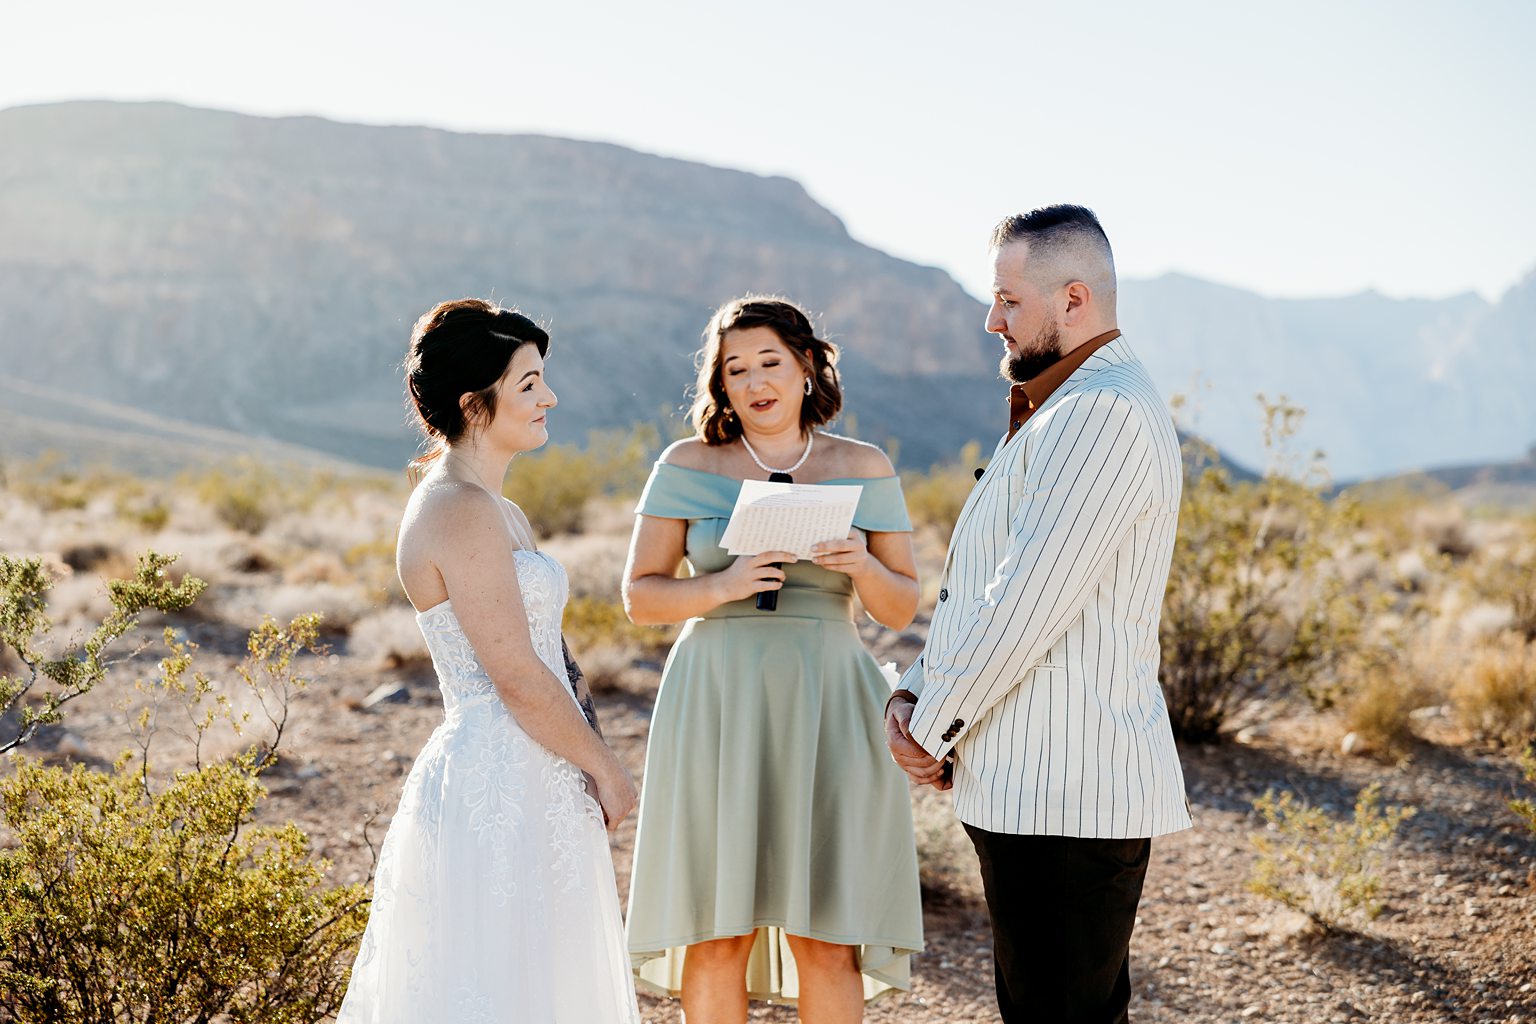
[654,462,899,486]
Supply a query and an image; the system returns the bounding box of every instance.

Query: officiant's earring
[804,377,813,396]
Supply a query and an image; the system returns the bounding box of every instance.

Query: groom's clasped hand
[884,697,951,790]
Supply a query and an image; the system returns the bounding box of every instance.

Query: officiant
[620,295,925,1024]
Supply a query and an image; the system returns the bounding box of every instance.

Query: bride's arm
[561,636,601,738]
[427,489,634,826]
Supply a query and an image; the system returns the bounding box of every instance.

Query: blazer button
[938,587,949,602]
[950,718,965,732]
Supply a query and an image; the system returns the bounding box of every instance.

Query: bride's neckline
[413,548,554,620]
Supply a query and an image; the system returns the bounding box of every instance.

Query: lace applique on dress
[335,548,640,1023]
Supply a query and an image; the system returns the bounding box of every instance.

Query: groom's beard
[1000,317,1064,383]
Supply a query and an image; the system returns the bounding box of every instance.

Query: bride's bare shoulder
[402,477,502,539]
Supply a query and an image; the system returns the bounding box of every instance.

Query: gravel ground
[21,613,1536,1024]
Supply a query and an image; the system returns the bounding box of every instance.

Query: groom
[885,205,1190,1024]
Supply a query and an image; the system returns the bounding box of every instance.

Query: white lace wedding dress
[336,549,640,1023]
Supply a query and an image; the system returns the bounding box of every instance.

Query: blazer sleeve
[908,388,1156,758]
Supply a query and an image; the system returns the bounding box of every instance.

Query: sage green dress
[626,462,924,1005]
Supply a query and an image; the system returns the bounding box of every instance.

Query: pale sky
[4,0,1532,304]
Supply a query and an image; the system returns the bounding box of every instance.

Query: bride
[337,299,641,1023]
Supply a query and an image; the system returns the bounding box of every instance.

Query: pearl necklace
[741,431,814,476]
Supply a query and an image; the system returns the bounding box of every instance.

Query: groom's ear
[1060,280,1093,325]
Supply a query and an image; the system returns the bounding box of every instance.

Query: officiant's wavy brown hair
[691,296,842,446]
[405,298,549,467]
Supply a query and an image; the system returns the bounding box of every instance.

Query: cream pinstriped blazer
[902,337,1191,838]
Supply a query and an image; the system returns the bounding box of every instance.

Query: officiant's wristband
[884,689,919,718]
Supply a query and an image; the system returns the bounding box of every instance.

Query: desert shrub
[1452,635,1536,748]
[562,595,671,655]
[902,441,983,534]
[111,479,173,533]
[1465,526,1536,642]
[1158,399,1366,743]
[1413,503,1476,559]
[1340,654,1428,762]
[1512,748,1536,834]
[0,757,367,1023]
[192,459,282,534]
[343,533,399,594]
[503,426,658,538]
[1,551,204,754]
[563,596,673,692]
[1343,479,1454,553]
[561,596,674,692]
[0,556,369,1022]
[6,454,97,511]
[1248,783,1416,931]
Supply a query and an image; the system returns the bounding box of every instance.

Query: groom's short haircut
[991,204,1116,314]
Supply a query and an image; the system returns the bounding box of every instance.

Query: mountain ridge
[0,101,1530,478]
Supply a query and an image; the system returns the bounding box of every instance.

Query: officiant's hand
[885,698,952,790]
[810,532,872,579]
[713,551,798,604]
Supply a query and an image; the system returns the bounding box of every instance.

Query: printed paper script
[718,481,864,559]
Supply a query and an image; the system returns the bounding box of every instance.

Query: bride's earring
[804,377,813,396]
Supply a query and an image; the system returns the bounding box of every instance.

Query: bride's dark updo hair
[405,298,549,469]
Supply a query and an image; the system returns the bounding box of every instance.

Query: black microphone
[755,471,794,611]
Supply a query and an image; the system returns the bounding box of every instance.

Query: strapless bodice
[414,549,569,714]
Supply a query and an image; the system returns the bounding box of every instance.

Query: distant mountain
[1340,450,1536,513]
[0,101,997,471]
[1120,273,1534,480]
[0,101,1530,479]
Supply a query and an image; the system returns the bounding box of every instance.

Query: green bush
[1466,523,1536,642]
[902,440,983,535]
[1,551,204,754]
[0,554,369,1022]
[1452,636,1536,749]
[0,756,367,1023]
[1158,399,1366,743]
[191,459,282,534]
[3,454,118,512]
[1248,782,1415,931]
[504,426,658,537]
[1339,653,1427,762]
[112,481,172,532]
[562,594,672,656]
[1512,748,1536,834]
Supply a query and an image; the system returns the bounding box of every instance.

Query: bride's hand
[712,551,798,604]
[593,761,638,833]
